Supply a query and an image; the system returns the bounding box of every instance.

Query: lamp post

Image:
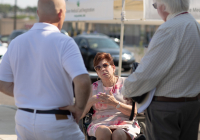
[14,0,17,30]
[118,0,125,76]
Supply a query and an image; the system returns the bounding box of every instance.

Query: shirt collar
[30,22,60,32]
[166,11,187,21]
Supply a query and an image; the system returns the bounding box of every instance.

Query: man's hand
[59,105,84,123]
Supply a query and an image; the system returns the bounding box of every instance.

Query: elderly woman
[82,52,140,140]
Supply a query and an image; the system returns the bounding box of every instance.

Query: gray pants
[145,101,200,140]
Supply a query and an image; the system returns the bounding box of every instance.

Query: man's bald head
[37,0,66,23]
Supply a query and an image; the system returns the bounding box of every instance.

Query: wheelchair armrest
[79,107,94,133]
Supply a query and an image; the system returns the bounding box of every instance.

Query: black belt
[153,94,200,102]
[19,108,70,115]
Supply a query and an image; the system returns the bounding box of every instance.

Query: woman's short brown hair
[93,52,114,67]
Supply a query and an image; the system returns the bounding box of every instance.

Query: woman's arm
[111,101,137,117]
[80,96,94,119]
[80,89,100,119]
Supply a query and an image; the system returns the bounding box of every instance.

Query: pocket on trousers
[37,116,84,140]
[15,123,27,140]
[42,124,68,140]
[42,121,84,140]
[44,130,66,140]
[146,108,152,123]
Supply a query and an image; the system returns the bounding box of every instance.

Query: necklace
[102,76,119,94]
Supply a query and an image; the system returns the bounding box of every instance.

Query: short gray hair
[156,0,190,14]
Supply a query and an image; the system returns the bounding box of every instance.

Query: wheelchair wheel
[139,122,146,135]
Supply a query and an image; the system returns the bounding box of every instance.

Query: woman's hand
[91,94,103,104]
[123,97,133,105]
[97,90,118,107]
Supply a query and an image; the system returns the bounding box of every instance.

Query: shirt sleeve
[61,38,88,80]
[0,47,14,82]
[122,28,180,97]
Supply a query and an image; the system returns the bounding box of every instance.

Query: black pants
[145,101,200,140]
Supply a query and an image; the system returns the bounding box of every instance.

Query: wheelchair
[78,62,146,140]
[79,107,146,140]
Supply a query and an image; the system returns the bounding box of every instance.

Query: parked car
[0,35,9,43]
[74,34,135,71]
[8,30,27,44]
[0,35,9,47]
[61,29,69,36]
[111,37,120,45]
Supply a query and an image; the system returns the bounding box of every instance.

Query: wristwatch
[115,102,121,109]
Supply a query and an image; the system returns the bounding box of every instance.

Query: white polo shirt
[0,23,88,110]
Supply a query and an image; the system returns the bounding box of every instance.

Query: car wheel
[88,58,95,71]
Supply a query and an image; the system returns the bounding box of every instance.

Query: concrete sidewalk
[0,105,17,140]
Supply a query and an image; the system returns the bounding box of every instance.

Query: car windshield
[87,38,119,49]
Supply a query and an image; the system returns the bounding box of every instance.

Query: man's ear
[58,9,62,19]
[161,4,166,12]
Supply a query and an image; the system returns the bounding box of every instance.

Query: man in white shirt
[0,0,91,139]
[123,0,200,140]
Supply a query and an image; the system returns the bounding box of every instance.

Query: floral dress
[87,77,140,139]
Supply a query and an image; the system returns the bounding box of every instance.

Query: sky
[0,0,38,8]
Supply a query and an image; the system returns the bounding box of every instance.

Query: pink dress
[87,77,140,139]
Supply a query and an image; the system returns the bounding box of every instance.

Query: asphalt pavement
[0,105,17,140]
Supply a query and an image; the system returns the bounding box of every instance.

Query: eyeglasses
[94,63,110,71]
[152,3,157,9]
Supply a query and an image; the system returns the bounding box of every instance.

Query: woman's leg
[112,129,131,140]
[95,125,112,140]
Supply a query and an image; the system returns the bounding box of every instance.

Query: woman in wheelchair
[81,52,140,140]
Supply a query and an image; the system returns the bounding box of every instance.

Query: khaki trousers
[145,100,200,140]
